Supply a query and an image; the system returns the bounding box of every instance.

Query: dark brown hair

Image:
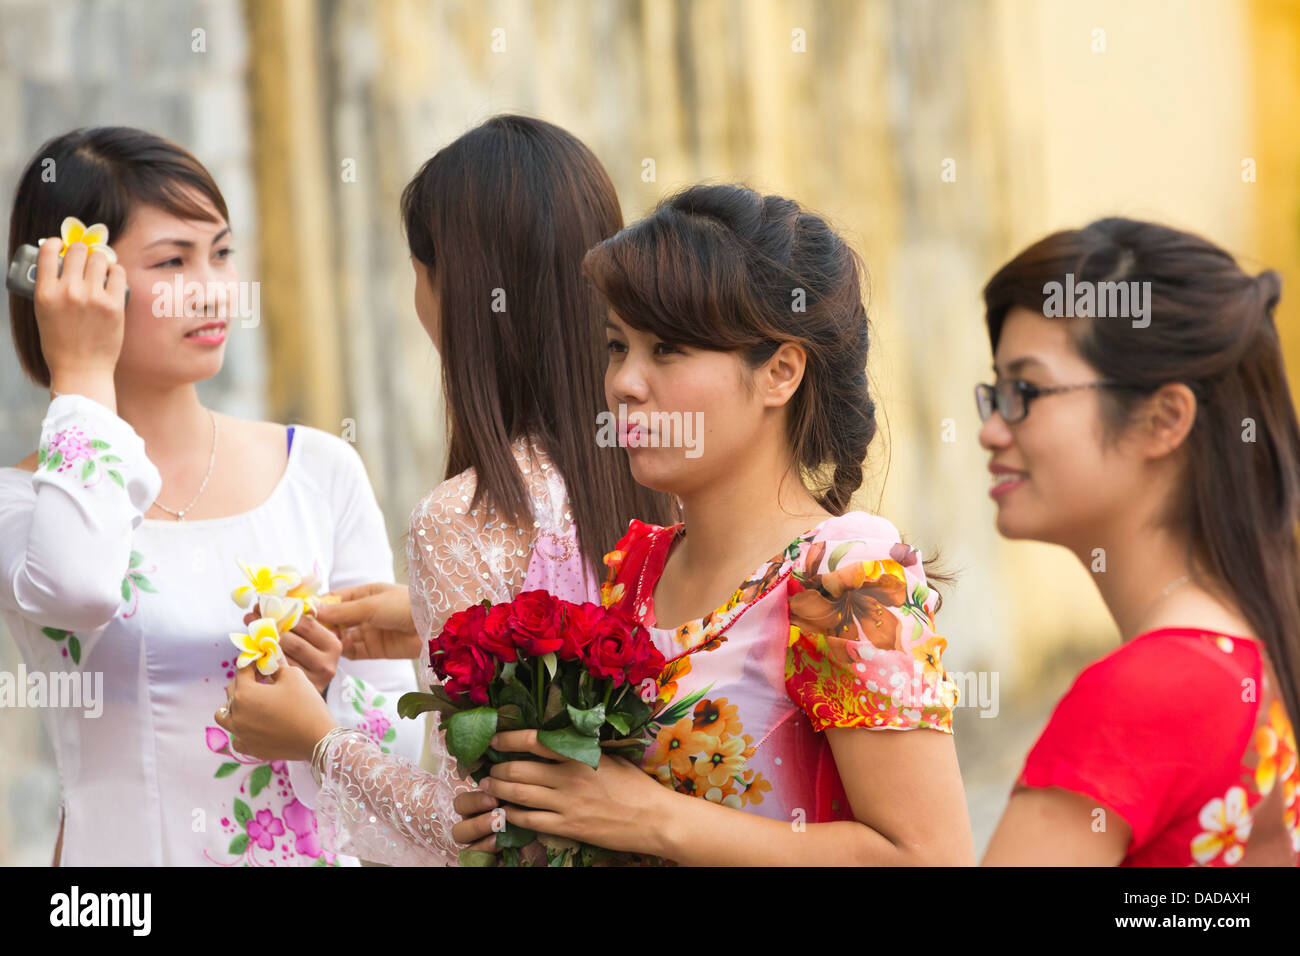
[401,114,673,584]
[581,183,876,516]
[984,216,1300,735]
[7,127,229,387]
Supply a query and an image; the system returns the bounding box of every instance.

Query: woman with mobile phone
[0,127,422,866]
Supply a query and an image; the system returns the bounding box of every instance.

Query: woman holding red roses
[450,185,975,865]
[218,116,672,865]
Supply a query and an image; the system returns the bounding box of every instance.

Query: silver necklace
[153,408,218,521]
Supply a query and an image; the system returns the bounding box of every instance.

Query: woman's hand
[450,789,503,854]
[214,664,337,762]
[315,582,422,660]
[34,237,126,411]
[476,729,672,857]
[241,609,342,694]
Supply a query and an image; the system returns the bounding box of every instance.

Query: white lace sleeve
[313,437,573,865]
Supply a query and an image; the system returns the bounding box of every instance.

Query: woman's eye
[654,342,680,356]
[606,340,627,354]
[215,247,234,260]
[152,257,183,269]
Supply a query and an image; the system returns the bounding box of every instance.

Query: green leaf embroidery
[214,762,240,778]
[42,627,68,642]
[107,470,124,488]
[120,578,133,603]
[129,551,143,569]
[88,440,110,450]
[249,764,272,797]
[130,572,157,593]
[48,451,63,471]
[371,695,386,708]
[828,540,866,572]
[233,798,253,826]
[81,460,95,480]
[227,833,249,855]
[37,447,47,467]
[68,635,81,665]
[382,727,396,743]
[99,454,122,464]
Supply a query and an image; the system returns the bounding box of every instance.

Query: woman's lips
[184,321,227,345]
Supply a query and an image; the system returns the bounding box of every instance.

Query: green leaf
[458,849,497,867]
[312,856,328,867]
[120,578,133,603]
[382,727,396,743]
[131,573,157,593]
[495,703,524,730]
[653,682,713,727]
[227,834,249,855]
[68,635,81,665]
[542,682,564,724]
[99,454,123,464]
[249,764,272,797]
[351,697,365,715]
[41,627,68,642]
[397,690,460,720]
[605,712,630,735]
[88,440,110,450]
[537,726,602,769]
[233,798,253,826]
[81,459,95,480]
[567,702,606,736]
[498,681,536,722]
[37,447,47,467]
[371,695,386,708]
[214,762,240,778]
[828,541,865,572]
[49,451,63,470]
[911,582,930,607]
[541,651,558,681]
[107,470,124,488]
[445,707,499,764]
[129,551,143,569]
[494,821,537,849]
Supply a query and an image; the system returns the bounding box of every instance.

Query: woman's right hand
[451,789,503,854]
[34,238,126,410]
[314,582,423,660]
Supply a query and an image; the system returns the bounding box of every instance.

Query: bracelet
[310,726,363,788]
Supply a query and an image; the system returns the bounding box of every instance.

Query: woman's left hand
[481,729,673,857]
[214,663,338,762]
[242,609,343,694]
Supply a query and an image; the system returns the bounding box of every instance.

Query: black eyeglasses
[974,379,1132,425]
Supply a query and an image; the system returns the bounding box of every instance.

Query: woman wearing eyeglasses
[975,218,1300,866]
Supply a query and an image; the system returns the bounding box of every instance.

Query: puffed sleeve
[1015,631,1256,853]
[783,512,958,733]
[0,394,161,664]
[286,433,422,807]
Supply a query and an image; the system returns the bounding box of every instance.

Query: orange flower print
[788,559,909,651]
[654,656,692,707]
[1283,773,1299,853]
[1191,786,1254,865]
[600,580,625,609]
[692,697,742,739]
[1254,699,1297,796]
[672,619,703,649]
[692,735,748,789]
[646,717,704,778]
[741,769,772,806]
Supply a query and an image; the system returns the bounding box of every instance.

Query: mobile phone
[6,243,130,306]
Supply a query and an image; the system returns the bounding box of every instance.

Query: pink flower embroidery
[359,707,391,742]
[246,808,285,850]
[283,798,333,862]
[47,428,95,471]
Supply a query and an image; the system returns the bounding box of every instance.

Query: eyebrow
[994,356,1046,377]
[142,226,231,251]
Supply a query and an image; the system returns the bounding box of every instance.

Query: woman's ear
[760,342,808,408]
[1140,382,1197,459]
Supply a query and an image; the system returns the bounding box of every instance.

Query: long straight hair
[401,115,673,582]
[984,217,1300,736]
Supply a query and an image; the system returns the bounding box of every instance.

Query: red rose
[508,590,564,657]
[558,601,604,661]
[585,612,652,687]
[478,603,517,662]
[626,629,667,687]
[441,642,493,705]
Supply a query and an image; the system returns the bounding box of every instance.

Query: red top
[1015,627,1300,866]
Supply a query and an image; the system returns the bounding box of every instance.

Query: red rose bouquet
[397,590,666,866]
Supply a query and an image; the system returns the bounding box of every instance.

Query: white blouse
[0,394,422,866]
